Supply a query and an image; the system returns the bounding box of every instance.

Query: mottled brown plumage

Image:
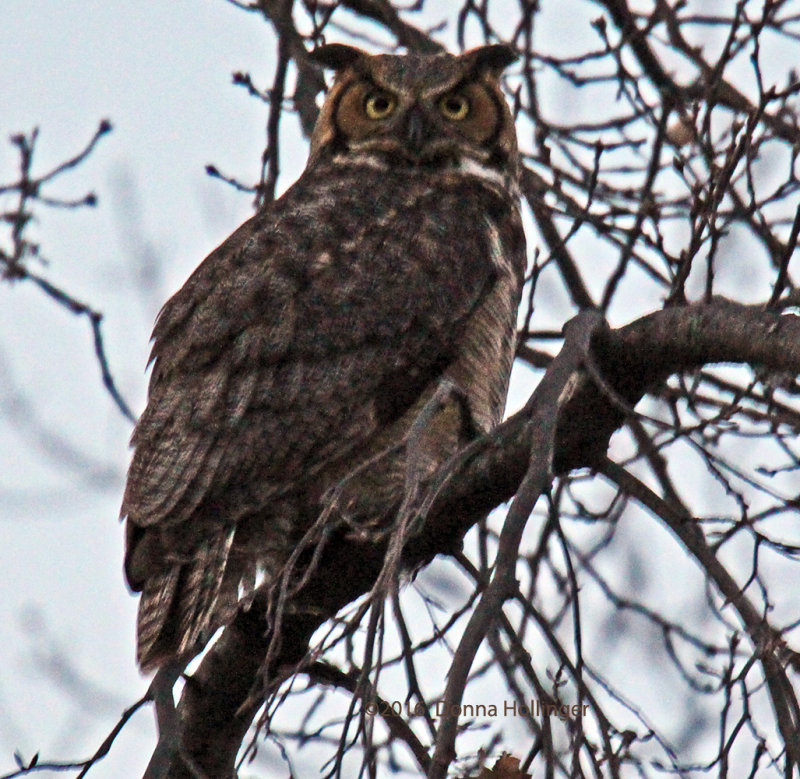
[121,44,527,670]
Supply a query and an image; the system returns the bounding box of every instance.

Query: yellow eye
[364,92,396,120]
[439,93,470,120]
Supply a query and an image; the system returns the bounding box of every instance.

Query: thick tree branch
[152,299,800,777]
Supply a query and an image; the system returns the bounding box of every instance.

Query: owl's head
[308,44,519,182]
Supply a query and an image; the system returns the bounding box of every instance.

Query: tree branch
[152,298,800,776]
[599,458,800,772]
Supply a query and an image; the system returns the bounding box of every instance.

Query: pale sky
[1,2,282,774]
[2,1,798,777]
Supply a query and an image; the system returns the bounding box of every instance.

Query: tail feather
[136,528,236,671]
[137,566,181,671]
[177,529,236,654]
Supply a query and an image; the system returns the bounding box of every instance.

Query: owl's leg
[372,379,476,592]
[403,376,474,498]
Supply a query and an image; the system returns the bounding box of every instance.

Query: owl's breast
[274,163,524,357]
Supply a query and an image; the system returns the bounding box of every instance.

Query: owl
[121,43,527,671]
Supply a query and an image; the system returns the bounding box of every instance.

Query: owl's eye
[439,93,470,120]
[364,92,396,120]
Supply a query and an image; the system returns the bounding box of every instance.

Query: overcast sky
[3,1,798,777]
[1,2,288,774]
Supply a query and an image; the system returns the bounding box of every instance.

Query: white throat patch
[457,157,508,188]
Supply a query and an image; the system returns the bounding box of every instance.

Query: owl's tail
[136,528,236,672]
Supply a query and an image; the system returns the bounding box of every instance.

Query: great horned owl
[121,44,527,671]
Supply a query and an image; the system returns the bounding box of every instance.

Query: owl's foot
[403,376,473,493]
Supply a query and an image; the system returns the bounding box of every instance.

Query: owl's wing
[121,209,313,666]
[122,212,296,535]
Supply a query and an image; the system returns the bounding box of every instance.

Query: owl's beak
[404,105,429,156]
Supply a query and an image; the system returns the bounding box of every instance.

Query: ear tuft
[465,44,518,75]
[309,44,365,71]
